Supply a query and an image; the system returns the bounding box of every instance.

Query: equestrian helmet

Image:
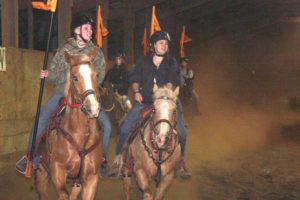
[150,31,171,45]
[70,14,95,31]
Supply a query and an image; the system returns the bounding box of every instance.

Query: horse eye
[72,75,78,81]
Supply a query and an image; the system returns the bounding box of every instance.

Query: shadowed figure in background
[100,52,132,127]
[179,57,200,116]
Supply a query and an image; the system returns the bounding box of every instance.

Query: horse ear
[88,48,97,61]
[64,51,71,64]
[174,86,180,97]
[153,83,159,93]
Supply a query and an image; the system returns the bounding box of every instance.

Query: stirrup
[15,156,27,175]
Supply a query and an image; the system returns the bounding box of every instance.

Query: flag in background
[141,27,149,55]
[96,5,109,48]
[150,6,161,36]
[180,26,192,58]
[32,0,57,12]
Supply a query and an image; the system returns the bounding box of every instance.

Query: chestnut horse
[122,85,181,200]
[34,49,102,200]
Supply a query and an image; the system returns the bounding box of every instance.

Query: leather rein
[139,95,178,186]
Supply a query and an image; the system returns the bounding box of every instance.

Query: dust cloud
[184,25,300,163]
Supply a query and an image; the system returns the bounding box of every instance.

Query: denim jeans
[98,110,112,159]
[27,90,112,163]
[176,109,187,157]
[116,102,146,154]
[116,101,187,157]
[27,91,64,163]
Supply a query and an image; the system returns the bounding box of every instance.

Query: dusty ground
[1,100,300,200]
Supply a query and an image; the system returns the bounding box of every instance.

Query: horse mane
[152,86,177,102]
[64,68,71,97]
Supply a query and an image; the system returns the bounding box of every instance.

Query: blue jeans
[27,91,64,163]
[98,110,112,159]
[27,90,112,163]
[116,102,145,154]
[116,101,187,157]
[176,108,187,157]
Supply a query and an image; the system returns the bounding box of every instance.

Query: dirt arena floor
[1,97,300,199]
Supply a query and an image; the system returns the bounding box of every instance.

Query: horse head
[64,48,100,118]
[99,81,115,111]
[152,84,179,150]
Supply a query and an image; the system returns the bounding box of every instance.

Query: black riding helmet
[70,14,95,32]
[150,30,171,45]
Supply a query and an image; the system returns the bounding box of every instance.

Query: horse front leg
[154,170,174,200]
[123,176,132,200]
[34,165,50,200]
[81,173,99,200]
[51,166,69,200]
[135,168,153,200]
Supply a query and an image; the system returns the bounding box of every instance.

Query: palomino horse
[122,85,181,200]
[34,49,102,200]
[99,81,130,127]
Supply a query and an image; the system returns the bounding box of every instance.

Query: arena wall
[0,47,53,155]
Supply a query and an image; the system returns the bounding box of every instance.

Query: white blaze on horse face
[156,100,170,146]
[80,64,99,116]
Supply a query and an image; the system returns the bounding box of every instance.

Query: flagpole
[25,8,56,178]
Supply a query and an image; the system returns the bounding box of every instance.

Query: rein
[52,61,100,181]
[139,103,178,187]
[53,105,100,183]
[140,116,178,166]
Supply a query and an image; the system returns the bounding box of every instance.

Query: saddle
[47,98,67,131]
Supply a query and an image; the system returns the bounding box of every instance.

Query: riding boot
[176,158,192,180]
[99,156,109,178]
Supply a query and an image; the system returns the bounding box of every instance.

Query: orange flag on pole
[32,0,58,12]
[180,26,192,58]
[96,5,109,48]
[141,27,149,55]
[150,6,161,36]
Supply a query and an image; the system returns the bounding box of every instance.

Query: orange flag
[96,5,109,48]
[141,27,149,55]
[150,6,161,36]
[32,0,57,12]
[180,26,192,58]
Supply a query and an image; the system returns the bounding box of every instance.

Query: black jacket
[130,55,180,104]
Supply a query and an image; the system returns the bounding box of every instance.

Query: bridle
[138,94,178,186]
[68,61,98,117]
[151,95,177,150]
